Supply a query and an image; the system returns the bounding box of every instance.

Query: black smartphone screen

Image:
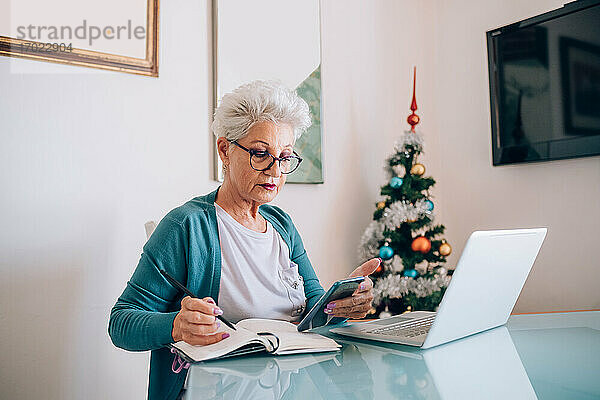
[297,276,365,331]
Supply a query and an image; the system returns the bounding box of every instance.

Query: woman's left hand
[324,258,382,319]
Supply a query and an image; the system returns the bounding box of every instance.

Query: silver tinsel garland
[395,130,424,153]
[386,131,425,179]
[381,199,432,230]
[357,220,386,260]
[372,271,451,304]
[357,200,433,260]
[383,255,405,273]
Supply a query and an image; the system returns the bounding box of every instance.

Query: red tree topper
[407,66,420,132]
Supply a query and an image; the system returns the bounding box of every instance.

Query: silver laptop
[331,228,547,349]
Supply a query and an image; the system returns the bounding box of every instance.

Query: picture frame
[0,0,159,77]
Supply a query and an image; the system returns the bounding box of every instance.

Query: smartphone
[297,276,365,332]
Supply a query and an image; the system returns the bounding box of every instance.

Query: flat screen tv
[487,0,600,166]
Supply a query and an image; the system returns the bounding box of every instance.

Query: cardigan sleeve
[108,216,189,352]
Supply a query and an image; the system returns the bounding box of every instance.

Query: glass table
[183,311,600,399]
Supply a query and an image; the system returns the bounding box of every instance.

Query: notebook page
[236,318,298,333]
[236,318,340,355]
[273,331,340,354]
[172,325,271,362]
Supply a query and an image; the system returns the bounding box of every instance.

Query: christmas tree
[358,68,453,317]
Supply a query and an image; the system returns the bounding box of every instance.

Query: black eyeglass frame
[228,140,303,174]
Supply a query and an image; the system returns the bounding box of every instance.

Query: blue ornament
[425,199,434,211]
[379,245,394,260]
[390,177,403,189]
[403,269,418,278]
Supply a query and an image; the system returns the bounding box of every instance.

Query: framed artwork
[560,36,600,135]
[212,0,323,183]
[0,0,159,77]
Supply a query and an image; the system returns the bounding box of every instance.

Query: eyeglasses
[228,140,303,174]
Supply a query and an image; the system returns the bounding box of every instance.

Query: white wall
[0,0,598,399]
[426,0,600,313]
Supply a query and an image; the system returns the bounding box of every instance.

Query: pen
[159,269,237,331]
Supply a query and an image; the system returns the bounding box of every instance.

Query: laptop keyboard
[366,315,436,338]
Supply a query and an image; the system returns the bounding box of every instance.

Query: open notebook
[171,318,341,363]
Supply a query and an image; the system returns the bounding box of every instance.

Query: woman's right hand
[172,296,230,345]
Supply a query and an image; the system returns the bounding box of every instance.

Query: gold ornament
[439,241,452,256]
[410,163,426,176]
[377,201,386,210]
[407,218,417,223]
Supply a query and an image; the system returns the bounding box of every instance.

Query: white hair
[211,80,312,142]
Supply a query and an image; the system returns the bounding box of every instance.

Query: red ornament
[373,263,383,275]
[411,236,431,254]
[407,66,420,132]
[407,113,420,127]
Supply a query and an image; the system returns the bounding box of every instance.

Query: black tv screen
[487,0,600,166]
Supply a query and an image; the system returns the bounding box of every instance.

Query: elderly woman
[108,80,380,400]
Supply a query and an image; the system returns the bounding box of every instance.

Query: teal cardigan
[108,186,327,400]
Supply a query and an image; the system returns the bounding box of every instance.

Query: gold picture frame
[0,0,159,77]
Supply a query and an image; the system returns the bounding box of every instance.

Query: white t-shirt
[214,203,307,323]
[182,204,308,390]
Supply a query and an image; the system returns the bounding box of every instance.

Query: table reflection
[184,343,373,399]
[333,325,536,399]
[184,324,536,399]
